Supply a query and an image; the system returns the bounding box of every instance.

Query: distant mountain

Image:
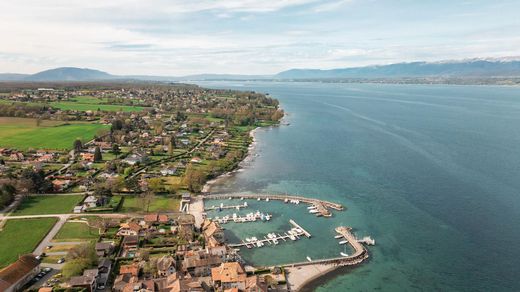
[0,73,29,81]
[275,59,520,79]
[26,67,114,81]
[2,59,520,83]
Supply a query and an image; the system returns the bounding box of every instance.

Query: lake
[196,81,520,291]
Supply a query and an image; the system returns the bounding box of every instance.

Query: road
[33,216,68,255]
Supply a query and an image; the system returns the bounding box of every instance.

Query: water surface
[197,81,520,291]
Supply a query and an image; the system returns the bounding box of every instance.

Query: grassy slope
[0,117,108,150]
[0,218,58,268]
[54,222,99,241]
[11,195,84,216]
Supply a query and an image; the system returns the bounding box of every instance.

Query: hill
[25,67,114,81]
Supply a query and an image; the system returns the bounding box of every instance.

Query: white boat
[266,198,270,202]
[284,198,289,203]
[245,238,251,242]
[257,242,263,247]
[334,235,343,239]
[251,237,258,242]
[229,197,232,200]
[240,197,244,200]
[339,240,348,245]
[265,214,271,221]
[306,256,312,262]
[273,239,279,245]
[307,206,316,210]
[309,209,319,214]
[289,235,296,241]
[340,252,349,257]
[257,198,261,201]
[244,202,248,207]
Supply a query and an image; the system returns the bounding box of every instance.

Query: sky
[1,0,520,76]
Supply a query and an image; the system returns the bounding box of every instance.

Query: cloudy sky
[1,0,519,75]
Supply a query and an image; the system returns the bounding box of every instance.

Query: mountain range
[2,59,520,82]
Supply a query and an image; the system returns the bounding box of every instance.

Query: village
[0,83,286,292]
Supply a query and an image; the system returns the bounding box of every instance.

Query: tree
[94,146,102,162]
[0,183,16,209]
[73,139,83,152]
[183,164,206,193]
[168,136,176,155]
[139,190,155,212]
[20,169,51,193]
[112,143,121,155]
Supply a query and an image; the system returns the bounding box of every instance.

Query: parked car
[57,258,65,264]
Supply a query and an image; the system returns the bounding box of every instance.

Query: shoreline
[201,125,261,193]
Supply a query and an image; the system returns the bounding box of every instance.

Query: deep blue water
[197,81,520,291]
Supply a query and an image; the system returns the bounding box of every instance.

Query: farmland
[50,96,146,112]
[11,195,85,216]
[0,218,58,268]
[0,117,108,150]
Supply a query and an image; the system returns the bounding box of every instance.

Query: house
[0,254,40,292]
[190,157,203,163]
[9,152,24,161]
[95,242,114,257]
[157,255,176,277]
[83,195,99,208]
[51,179,71,192]
[119,262,140,277]
[73,205,86,213]
[37,154,54,162]
[80,152,95,162]
[144,213,170,225]
[160,167,177,176]
[97,258,112,289]
[117,222,142,236]
[122,235,139,249]
[202,219,225,245]
[182,251,222,277]
[211,262,267,292]
[154,273,204,292]
[69,269,98,292]
[123,154,143,165]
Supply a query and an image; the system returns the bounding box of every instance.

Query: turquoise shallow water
[197,81,520,291]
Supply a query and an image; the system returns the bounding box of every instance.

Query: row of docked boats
[213,210,271,224]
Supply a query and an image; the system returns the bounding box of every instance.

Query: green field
[117,194,180,213]
[11,195,84,216]
[0,218,58,268]
[0,117,109,150]
[50,96,146,112]
[54,222,99,241]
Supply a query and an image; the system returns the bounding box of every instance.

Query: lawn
[11,195,84,216]
[50,96,147,112]
[53,222,99,242]
[0,218,58,268]
[0,117,109,150]
[118,194,180,213]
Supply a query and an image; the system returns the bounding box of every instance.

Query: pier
[204,202,248,211]
[202,193,344,217]
[283,226,373,291]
